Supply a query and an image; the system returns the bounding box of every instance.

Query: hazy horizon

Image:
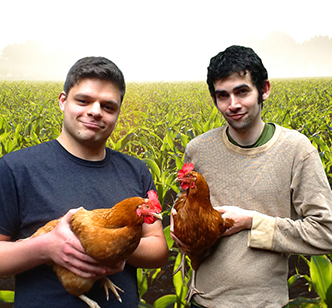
[1,0,331,82]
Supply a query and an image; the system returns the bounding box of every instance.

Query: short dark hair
[207,45,268,104]
[63,56,126,102]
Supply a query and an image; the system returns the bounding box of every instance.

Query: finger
[62,253,109,278]
[103,261,126,276]
[221,227,236,237]
[170,210,174,232]
[66,261,107,278]
[214,206,226,213]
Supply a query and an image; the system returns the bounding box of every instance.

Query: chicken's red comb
[147,190,162,212]
[178,163,194,178]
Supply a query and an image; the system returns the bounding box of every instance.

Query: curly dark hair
[63,56,126,102]
[207,45,268,104]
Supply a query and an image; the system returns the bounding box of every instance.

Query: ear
[262,80,271,101]
[59,92,66,111]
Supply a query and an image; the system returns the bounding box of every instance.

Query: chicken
[170,163,233,301]
[30,190,162,308]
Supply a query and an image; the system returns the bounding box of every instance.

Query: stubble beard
[227,106,261,134]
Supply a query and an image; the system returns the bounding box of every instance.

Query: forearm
[0,235,50,277]
[0,208,111,279]
[127,222,168,268]
[249,212,332,255]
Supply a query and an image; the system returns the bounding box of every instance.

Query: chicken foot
[77,277,124,308]
[79,294,102,308]
[101,277,124,303]
[185,269,204,303]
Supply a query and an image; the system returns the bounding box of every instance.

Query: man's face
[214,72,270,138]
[59,78,121,148]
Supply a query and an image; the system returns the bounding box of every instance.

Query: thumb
[214,206,226,213]
[61,207,84,222]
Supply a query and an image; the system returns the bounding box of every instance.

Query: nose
[229,94,241,111]
[87,102,102,118]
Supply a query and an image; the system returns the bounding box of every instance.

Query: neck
[57,134,106,161]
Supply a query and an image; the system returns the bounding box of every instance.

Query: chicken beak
[153,212,163,220]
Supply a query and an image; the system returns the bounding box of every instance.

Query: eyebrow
[74,93,120,106]
[215,83,251,94]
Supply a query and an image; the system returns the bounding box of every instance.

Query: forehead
[214,71,255,91]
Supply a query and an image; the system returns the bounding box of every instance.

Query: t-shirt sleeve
[140,161,157,197]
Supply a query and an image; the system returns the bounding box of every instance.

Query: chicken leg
[173,253,187,285]
[185,269,204,303]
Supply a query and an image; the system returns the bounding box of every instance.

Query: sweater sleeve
[248,148,332,255]
[248,212,276,250]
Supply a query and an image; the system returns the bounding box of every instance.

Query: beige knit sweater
[184,124,332,308]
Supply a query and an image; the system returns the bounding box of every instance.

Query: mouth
[228,113,246,120]
[80,121,104,129]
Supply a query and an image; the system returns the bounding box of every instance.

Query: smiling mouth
[80,121,104,129]
[228,113,245,120]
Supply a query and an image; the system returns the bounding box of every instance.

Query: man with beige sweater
[186,45,332,308]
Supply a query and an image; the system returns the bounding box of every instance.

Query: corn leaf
[0,290,14,303]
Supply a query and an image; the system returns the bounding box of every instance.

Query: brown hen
[30,190,162,308]
[170,163,233,301]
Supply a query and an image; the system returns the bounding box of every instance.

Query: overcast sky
[1,0,331,81]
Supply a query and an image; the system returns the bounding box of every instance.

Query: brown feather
[30,195,161,300]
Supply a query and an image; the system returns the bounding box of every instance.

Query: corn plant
[0,79,332,306]
[288,255,332,308]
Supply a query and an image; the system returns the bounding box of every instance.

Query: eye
[102,103,118,113]
[216,92,228,101]
[235,87,250,97]
[103,104,112,110]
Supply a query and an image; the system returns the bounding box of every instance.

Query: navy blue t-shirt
[0,140,155,307]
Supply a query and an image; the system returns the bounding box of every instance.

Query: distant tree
[0,40,50,79]
[300,35,332,76]
[245,32,332,78]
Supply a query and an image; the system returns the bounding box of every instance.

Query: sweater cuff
[248,212,276,250]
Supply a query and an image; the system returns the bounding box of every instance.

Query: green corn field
[0,78,332,307]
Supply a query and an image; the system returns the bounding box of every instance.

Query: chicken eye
[146,205,150,209]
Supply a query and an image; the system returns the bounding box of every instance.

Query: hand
[43,208,111,278]
[215,206,254,236]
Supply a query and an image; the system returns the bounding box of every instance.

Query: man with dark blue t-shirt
[0,57,168,307]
